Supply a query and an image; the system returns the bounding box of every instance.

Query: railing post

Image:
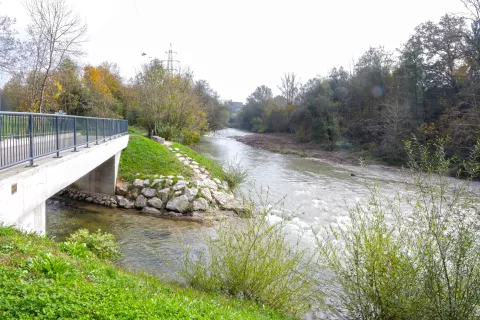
[54,116,61,158]
[85,119,89,148]
[27,114,34,167]
[103,119,106,142]
[95,119,99,145]
[73,117,78,152]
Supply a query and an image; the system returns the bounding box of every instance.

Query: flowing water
[46,128,480,319]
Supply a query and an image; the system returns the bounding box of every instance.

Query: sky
[0,0,470,102]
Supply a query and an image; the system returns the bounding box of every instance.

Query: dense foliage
[317,138,480,319]
[233,1,480,163]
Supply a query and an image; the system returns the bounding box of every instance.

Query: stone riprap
[57,140,244,221]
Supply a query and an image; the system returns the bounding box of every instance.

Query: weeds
[179,194,322,317]
[223,156,248,190]
[65,229,120,259]
[316,137,480,320]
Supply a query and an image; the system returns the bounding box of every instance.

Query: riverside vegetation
[0,226,291,319]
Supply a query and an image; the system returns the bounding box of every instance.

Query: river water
[45,128,480,319]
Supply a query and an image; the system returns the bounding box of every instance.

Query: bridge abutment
[74,151,121,196]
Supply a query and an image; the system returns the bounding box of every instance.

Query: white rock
[203,179,218,191]
[190,179,204,188]
[184,187,198,201]
[178,157,185,161]
[141,188,157,198]
[174,148,180,151]
[212,191,234,207]
[143,179,150,186]
[133,179,145,188]
[166,195,190,213]
[157,188,170,203]
[141,207,161,215]
[193,198,209,211]
[213,178,221,185]
[176,175,185,180]
[175,153,182,157]
[165,179,173,187]
[135,195,147,208]
[147,197,163,209]
[167,175,174,179]
[200,188,213,202]
[173,180,188,191]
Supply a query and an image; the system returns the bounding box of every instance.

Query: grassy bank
[118,134,226,182]
[0,226,291,319]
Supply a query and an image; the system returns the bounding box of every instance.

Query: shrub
[25,253,75,279]
[65,229,120,259]
[223,157,248,190]
[316,137,480,320]
[179,197,322,317]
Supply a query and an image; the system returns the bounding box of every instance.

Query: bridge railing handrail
[0,112,128,170]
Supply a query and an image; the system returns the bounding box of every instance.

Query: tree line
[233,0,480,163]
[0,0,229,144]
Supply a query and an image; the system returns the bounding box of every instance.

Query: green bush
[317,137,480,320]
[223,157,248,190]
[25,253,75,280]
[65,229,120,259]
[180,197,322,317]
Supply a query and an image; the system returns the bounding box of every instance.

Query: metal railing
[0,112,128,170]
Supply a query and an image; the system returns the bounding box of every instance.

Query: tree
[278,72,300,106]
[24,0,87,112]
[0,13,20,74]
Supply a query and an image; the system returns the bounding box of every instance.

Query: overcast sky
[0,0,469,102]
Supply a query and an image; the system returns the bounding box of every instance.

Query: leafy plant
[317,137,480,320]
[25,253,75,279]
[179,195,322,317]
[66,229,120,259]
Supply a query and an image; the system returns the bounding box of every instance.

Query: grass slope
[172,142,226,181]
[118,134,227,183]
[119,135,193,182]
[0,226,291,320]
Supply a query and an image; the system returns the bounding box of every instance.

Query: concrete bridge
[0,112,128,234]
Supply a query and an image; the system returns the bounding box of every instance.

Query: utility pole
[162,43,180,74]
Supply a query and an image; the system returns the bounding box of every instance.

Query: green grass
[0,226,292,320]
[119,135,193,182]
[172,142,226,181]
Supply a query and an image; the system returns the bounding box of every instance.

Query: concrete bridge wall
[0,135,128,234]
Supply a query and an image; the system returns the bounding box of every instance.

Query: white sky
[0,0,469,102]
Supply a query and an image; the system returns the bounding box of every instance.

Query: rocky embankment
[59,144,244,221]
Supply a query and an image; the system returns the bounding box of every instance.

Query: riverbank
[233,133,365,166]
[61,134,244,222]
[0,225,290,319]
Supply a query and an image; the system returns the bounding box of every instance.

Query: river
[46,128,480,319]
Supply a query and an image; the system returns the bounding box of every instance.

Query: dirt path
[233,133,364,166]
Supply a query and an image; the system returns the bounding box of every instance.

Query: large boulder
[141,207,161,215]
[184,187,198,201]
[200,188,213,203]
[135,195,147,208]
[147,197,163,209]
[166,195,190,213]
[192,198,209,211]
[141,188,157,198]
[157,188,170,203]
